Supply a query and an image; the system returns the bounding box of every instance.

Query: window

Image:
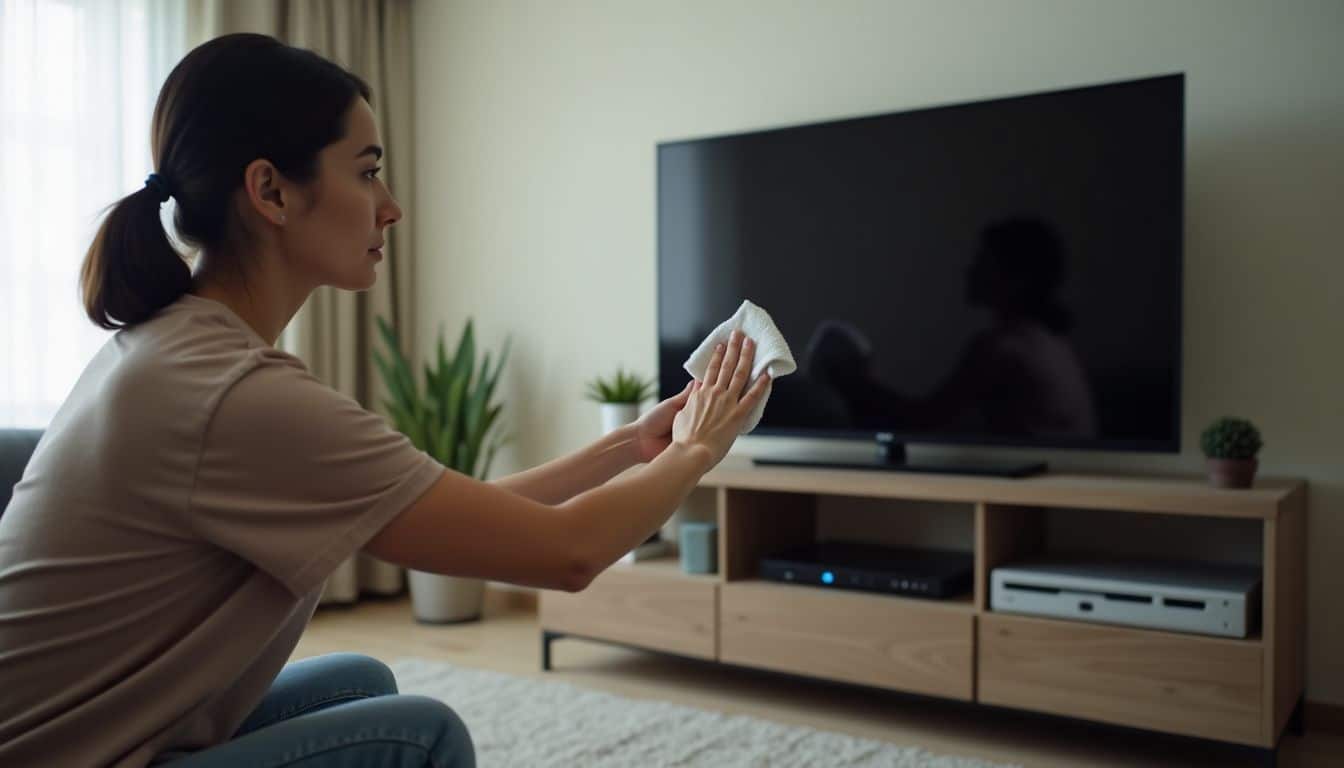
[0,0,184,427]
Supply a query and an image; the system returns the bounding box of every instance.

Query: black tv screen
[657,74,1183,453]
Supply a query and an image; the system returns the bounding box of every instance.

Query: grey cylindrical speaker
[679,522,718,574]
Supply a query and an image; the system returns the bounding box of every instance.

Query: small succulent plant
[1199,417,1262,460]
[585,367,656,404]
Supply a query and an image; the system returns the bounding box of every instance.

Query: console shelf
[538,456,1306,764]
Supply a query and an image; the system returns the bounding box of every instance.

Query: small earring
[279,214,286,225]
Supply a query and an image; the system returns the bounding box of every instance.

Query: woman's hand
[631,380,695,463]
[672,331,770,467]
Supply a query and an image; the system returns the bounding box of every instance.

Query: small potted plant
[1200,417,1263,489]
[374,314,514,623]
[585,366,656,434]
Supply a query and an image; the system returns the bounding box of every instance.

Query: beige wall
[410,0,1343,704]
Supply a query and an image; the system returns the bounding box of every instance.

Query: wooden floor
[294,589,1341,768]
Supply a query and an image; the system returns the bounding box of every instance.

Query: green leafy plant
[373,315,514,480]
[1199,417,1263,460]
[584,366,656,404]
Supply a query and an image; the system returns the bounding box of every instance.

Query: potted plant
[374,314,514,623]
[1199,417,1262,489]
[585,366,656,434]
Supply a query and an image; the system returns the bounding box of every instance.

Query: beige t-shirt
[0,293,445,767]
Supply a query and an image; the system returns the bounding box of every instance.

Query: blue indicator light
[821,571,835,584]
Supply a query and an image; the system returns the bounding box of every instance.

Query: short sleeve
[189,353,445,596]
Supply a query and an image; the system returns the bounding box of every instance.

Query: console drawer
[979,613,1263,745]
[539,563,717,659]
[720,581,973,700]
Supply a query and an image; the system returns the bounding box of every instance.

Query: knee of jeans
[326,653,398,696]
[398,695,475,767]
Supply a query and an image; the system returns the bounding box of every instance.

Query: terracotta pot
[1206,457,1258,489]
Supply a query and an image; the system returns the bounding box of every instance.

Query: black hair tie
[144,173,172,203]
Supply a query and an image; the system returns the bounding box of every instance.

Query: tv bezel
[655,73,1185,455]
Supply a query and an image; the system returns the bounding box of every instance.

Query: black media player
[760,541,973,599]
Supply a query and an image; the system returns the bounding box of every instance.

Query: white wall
[411,0,1344,704]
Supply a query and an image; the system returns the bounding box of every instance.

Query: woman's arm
[489,423,641,505]
[366,333,764,590]
[365,439,712,592]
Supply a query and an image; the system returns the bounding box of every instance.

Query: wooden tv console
[539,456,1307,764]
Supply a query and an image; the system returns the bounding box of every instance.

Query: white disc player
[990,558,1261,638]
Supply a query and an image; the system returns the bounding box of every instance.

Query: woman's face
[286,98,402,291]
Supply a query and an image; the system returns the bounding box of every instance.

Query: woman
[0,33,768,768]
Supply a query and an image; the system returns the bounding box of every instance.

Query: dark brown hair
[80,33,371,330]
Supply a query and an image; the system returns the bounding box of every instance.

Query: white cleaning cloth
[683,299,797,434]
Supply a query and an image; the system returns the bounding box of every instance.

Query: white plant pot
[407,570,485,624]
[599,402,640,434]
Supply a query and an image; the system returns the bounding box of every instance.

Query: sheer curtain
[0,0,186,428]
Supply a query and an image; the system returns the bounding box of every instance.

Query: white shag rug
[389,658,1020,768]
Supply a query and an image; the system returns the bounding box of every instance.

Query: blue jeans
[156,653,474,768]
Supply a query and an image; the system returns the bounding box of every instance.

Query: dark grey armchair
[1,429,43,518]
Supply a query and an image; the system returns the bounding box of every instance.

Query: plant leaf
[443,374,467,469]
[450,319,476,391]
[372,352,403,409]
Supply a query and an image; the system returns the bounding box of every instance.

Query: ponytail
[80,181,192,330]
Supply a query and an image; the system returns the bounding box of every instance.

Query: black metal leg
[542,630,561,672]
[1288,693,1305,736]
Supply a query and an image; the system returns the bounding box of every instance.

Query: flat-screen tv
[657,74,1183,471]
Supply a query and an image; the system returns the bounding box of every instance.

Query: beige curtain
[186,0,418,605]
